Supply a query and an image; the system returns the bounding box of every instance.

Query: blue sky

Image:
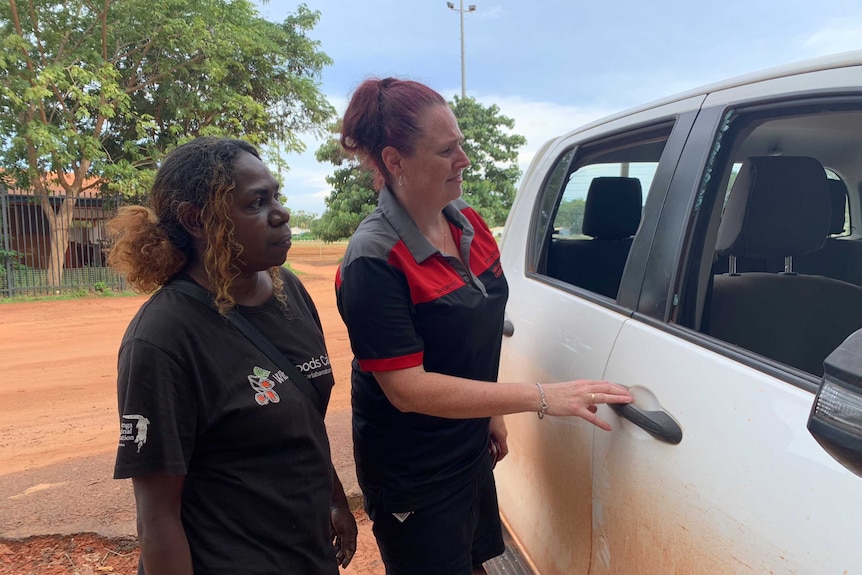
[254,0,862,215]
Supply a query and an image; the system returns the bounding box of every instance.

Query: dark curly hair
[107,137,284,313]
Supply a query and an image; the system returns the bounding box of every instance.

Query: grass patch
[0,289,139,304]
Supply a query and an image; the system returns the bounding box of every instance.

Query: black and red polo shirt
[336,186,509,517]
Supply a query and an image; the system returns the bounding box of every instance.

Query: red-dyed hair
[341,77,446,190]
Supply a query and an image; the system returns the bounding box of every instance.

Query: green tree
[450,96,526,227]
[312,122,376,242]
[0,0,333,285]
[287,209,319,230]
[555,198,586,236]
[314,98,526,240]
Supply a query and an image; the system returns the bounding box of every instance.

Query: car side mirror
[808,329,862,478]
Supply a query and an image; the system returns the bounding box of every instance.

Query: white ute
[494,50,862,575]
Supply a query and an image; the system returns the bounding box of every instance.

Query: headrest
[828,179,847,235]
[716,156,830,259]
[582,177,642,240]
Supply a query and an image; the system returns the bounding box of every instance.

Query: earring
[398,175,402,188]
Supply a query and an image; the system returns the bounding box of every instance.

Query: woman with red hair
[336,78,632,575]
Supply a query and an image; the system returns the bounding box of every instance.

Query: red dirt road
[0,250,354,475]
[0,243,385,574]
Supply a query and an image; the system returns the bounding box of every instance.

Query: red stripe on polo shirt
[387,241,465,305]
[358,351,424,373]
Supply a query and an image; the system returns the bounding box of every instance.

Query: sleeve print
[114,339,198,478]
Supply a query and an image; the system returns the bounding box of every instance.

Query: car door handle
[610,403,683,444]
[503,320,514,337]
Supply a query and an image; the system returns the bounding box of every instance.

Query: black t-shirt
[336,189,509,517]
[114,269,338,575]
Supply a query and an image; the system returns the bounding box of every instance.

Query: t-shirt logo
[121,414,150,453]
[248,366,280,405]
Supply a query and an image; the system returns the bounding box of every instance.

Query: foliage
[0,245,22,265]
[13,0,334,173]
[555,198,586,235]
[1,0,334,193]
[313,122,377,242]
[0,229,24,289]
[287,209,320,230]
[0,0,334,281]
[450,96,526,227]
[313,98,526,240]
[0,288,137,304]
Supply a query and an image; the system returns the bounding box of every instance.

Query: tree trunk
[40,195,77,287]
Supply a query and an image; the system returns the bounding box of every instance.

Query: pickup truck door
[495,141,628,575]
[591,76,862,574]
[495,98,701,575]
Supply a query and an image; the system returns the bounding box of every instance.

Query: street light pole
[446,1,476,99]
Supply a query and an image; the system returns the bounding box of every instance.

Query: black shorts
[371,459,505,575]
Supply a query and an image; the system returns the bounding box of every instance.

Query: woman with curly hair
[109,136,356,574]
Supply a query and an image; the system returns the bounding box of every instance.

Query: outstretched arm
[374,366,633,430]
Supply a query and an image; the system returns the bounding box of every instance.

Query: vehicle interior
[536,103,862,378]
[542,127,669,299]
[685,104,862,377]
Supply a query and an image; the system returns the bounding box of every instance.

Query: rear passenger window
[553,163,655,239]
[532,124,671,300]
[680,103,862,377]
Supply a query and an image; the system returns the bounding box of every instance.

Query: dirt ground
[0,242,385,574]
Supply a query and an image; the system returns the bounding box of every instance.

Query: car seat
[545,176,642,299]
[707,156,862,376]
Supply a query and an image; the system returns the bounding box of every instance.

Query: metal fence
[0,186,125,298]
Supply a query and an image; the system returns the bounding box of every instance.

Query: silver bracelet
[535,382,548,419]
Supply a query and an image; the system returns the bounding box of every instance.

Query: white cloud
[246,0,862,218]
[472,93,615,175]
[277,132,331,215]
[281,160,332,215]
[478,5,508,19]
[277,92,616,214]
[284,168,331,210]
[804,23,862,56]
[277,95,349,216]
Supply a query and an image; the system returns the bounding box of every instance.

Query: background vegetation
[0,0,333,286]
[0,0,528,276]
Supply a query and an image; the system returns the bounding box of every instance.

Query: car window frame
[659,94,862,392]
[524,114,697,312]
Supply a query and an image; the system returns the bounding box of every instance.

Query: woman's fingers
[582,381,632,430]
[588,382,633,405]
[591,381,633,397]
[595,392,634,405]
[608,384,634,396]
[584,411,613,431]
[543,380,633,427]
